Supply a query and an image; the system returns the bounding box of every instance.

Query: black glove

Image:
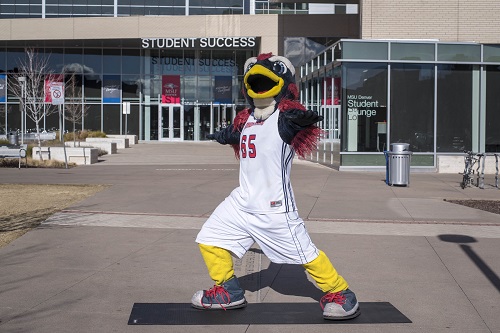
[206,125,240,145]
[283,109,323,127]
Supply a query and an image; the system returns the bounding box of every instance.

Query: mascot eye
[246,63,255,73]
[272,61,287,75]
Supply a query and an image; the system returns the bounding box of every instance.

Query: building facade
[0,1,359,142]
[297,0,500,171]
[1,0,499,172]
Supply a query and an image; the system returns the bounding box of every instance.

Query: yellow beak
[244,64,284,99]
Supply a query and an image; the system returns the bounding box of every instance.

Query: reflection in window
[390,64,434,152]
[122,49,141,74]
[342,63,388,152]
[122,104,139,136]
[103,49,121,74]
[485,65,500,152]
[436,64,478,152]
[84,104,102,132]
[103,104,120,134]
[122,75,140,101]
[84,75,102,101]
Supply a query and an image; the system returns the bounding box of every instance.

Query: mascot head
[242,53,298,110]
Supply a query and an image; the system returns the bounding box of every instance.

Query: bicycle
[460,151,484,189]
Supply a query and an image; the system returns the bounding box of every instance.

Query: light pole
[17,76,26,145]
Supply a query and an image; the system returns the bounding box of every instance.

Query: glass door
[212,104,235,131]
[159,104,184,141]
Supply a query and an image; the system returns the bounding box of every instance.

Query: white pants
[196,196,320,264]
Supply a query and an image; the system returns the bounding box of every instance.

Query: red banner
[162,75,181,103]
[45,74,63,103]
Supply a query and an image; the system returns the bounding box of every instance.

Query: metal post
[59,104,68,169]
[18,76,26,145]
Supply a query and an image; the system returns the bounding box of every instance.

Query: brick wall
[361,0,500,43]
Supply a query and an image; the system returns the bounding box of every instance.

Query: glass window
[117,6,131,15]
[122,103,139,135]
[485,65,500,152]
[73,5,87,15]
[390,64,434,152]
[101,5,114,15]
[391,43,435,61]
[212,50,237,76]
[436,64,478,152]
[29,5,42,16]
[0,49,6,73]
[122,49,141,74]
[84,104,102,132]
[342,41,388,60]
[148,104,158,140]
[58,5,72,15]
[122,75,140,101]
[483,45,500,62]
[130,6,145,16]
[437,44,481,62]
[6,104,20,133]
[64,48,83,73]
[84,75,102,101]
[46,48,64,73]
[159,6,174,15]
[342,62,388,152]
[83,48,102,74]
[159,49,184,75]
[102,49,121,73]
[103,104,120,134]
[198,76,211,102]
[198,50,211,76]
[183,75,196,101]
[184,50,196,75]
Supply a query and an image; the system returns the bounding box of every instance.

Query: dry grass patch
[0,184,108,248]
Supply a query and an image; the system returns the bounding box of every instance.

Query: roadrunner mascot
[191,53,360,320]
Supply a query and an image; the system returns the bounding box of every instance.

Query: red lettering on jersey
[244,122,264,129]
[241,134,257,158]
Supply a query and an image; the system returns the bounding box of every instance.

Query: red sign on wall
[45,74,63,103]
[162,75,181,103]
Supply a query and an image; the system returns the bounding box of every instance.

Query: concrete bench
[65,141,117,154]
[106,134,138,145]
[33,146,99,165]
[0,144,28,169]
[86,137,129,149]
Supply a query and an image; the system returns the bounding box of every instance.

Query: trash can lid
[390,143,410,152]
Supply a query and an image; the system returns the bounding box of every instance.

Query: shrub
[87,131,107,138]
[0,139,9,145]
[63,130,107,142]
[0,157,76,168]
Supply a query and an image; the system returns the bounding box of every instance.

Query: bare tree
[10,48,58,161]
[63,72,89,147]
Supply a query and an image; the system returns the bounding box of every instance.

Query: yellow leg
[199,244,235,285]
[302,250,348,293]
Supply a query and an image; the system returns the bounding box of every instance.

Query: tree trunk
[35,122,44,162]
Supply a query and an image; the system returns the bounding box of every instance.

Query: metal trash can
[387,143,412,186]
[8,131,19,145]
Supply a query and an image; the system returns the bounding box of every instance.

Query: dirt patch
[445,199,500,215]
[0,184,108,248]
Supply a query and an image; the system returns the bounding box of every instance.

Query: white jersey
[229,109,296,213]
